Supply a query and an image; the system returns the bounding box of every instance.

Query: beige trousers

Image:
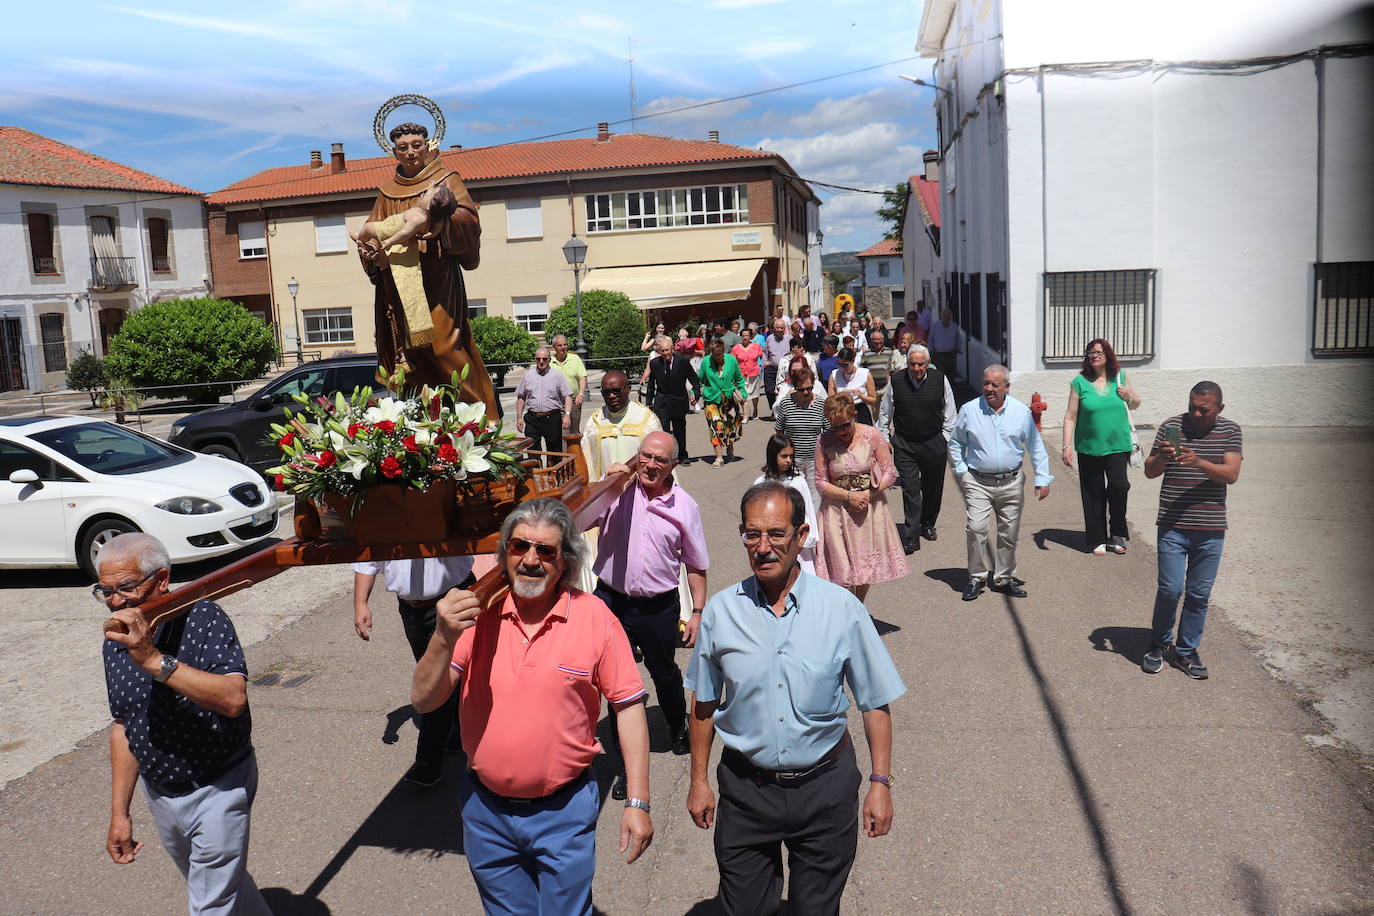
[961,470,1024,585]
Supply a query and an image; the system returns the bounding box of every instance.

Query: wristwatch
[625,797,651,813]
[868,773,895,787]
[154,654,179,684]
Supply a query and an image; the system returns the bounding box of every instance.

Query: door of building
[0,318,25,392]
[98,308,127,356]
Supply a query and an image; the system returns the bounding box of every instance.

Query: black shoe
[920,525,937,542]
[990,580,1028,598]
[671,728,690,756]
[1167,647,1209,680]
[402,760,443,787]
[610,774,628,800]
[903,538,920,555]
[1142,646,1166,674]
[962,579,984,601]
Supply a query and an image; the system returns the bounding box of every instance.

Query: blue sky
[2,0,937,251]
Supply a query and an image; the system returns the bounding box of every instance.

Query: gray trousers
[142,751,271,916]
[960,471,1025,585]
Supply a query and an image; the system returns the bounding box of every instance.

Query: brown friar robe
[363,154,499,420]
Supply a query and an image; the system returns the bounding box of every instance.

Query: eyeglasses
[832,421,854,431]
[91,570,158,602]
[535,357,551,363]
[1085,350,1105,357]
[602,385,628,394]
[740,527,797,546]
[638,452,674,466]
[508,537,560,561]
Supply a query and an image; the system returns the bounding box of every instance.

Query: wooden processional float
[102,438,635,635]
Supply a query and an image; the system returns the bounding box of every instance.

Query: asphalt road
[1,391,1371,914]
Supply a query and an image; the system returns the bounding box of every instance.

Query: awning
[586,259,765,310]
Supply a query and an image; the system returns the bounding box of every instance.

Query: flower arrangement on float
[266,366,525,542]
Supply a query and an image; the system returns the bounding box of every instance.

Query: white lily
[339,454,370,479]
[450,401,488,428]
[412,427,435,447]
[364,397,407,426]
[455,431,492,476]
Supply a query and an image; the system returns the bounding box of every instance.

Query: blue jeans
[1151,527,1225,655]
[459,770,598,915]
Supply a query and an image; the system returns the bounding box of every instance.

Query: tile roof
[856,238,902,258]
[909,175,941,229]
[0,126,199,196]
[208,133,782,206]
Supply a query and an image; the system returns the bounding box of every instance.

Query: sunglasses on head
[509,537,560,561]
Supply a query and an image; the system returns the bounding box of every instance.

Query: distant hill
[822,251,860,271]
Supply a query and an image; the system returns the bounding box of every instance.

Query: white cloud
[636,95,752,130]
[106,5,320,44]
[759,122,921,183]
[754,87,922,136]
[439,51,587,97]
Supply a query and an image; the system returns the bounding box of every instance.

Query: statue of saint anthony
[358,122,499,418]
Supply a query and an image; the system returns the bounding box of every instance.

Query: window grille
[1312,261,1373,356]
[1042,269,1155,361]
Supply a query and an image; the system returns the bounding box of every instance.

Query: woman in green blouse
[699,337,746,467]
[1061,338,1141,555]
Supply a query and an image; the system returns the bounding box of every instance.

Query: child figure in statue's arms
[350,183,456,256]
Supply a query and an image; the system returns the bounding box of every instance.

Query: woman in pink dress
[814,396,908,600]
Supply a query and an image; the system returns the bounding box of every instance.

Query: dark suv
[168,354,380,472]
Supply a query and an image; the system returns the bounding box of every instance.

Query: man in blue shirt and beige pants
[949,364,1055,601]
[684,480,906,915]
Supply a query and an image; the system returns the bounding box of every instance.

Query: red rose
[273,474,286,491]
[316,450,337,468]
[435,433,452,446]
[279,431,295,447]
[347,423,362,438]
[380,455,403,478]
[376,420,396,434]
[438,443,460,464]
[402,435,419,453]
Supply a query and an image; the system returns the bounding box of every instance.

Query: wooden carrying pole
[103,446,636,634]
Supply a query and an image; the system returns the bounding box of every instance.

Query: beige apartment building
[206,128,819,360]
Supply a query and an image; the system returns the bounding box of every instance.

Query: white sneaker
[1092,544,1109,556]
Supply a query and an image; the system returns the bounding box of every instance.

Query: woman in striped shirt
[773,363,829,505]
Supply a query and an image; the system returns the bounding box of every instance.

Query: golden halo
[373,94,447,153]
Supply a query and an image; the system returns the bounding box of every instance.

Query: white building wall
[924,0,1374,426]
[0,185,207,391]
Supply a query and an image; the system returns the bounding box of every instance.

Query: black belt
[724,734,850,788]
[971,467,1020,483]
[526,409,561,418]
[396,572,478,609]
[596,579,677,604]
[469,767,590,805]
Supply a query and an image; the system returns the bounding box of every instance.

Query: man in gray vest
[877,344,956,554]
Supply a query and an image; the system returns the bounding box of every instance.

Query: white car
[0,416,279,578]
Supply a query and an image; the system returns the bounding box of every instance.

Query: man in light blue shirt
[684,481,905,916]
[948,364,1054,600]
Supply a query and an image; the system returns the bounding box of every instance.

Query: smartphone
[1164,427,1182,451]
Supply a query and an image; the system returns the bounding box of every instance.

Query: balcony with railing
[31,256,57,275]
[90,256,137,291]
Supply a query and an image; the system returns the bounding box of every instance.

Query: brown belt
[724,733,851,787]
[526,409,561,418]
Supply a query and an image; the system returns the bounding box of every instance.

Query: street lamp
[286,276,303,365]
[897,74,952,98]
[561,236,589,358]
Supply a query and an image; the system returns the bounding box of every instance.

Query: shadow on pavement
[1002,594,1130,915]
[871,616,901,636]
[1032,527,1089,553]
[259,888,333,915]
[1088,626,1154,667]
[923,567,969,593]
[682,898,724,914]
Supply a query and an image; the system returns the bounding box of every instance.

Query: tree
[470,315,538,388]
[590,306,648,377]
[65,349,107,408]
[105,297,277,401]
[543,289,641,354]
[875,182,908,242]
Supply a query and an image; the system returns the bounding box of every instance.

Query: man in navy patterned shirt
[100,533,269,915]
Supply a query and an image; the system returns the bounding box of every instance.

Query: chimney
[309,150,323,170]
[596,122,610,141]
[708,130,720,143]
[330,142,346,174]
[922,148,939,182]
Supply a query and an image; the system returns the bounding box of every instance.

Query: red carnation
[435,433,452,446]
[347,423,362,438]
[380,455,403,478]
[438,443,460,464]
[402,435,419,453]
[278,431,295,447]
[316,450,337,468]
[376,420,396,434]
[273,474,286,491]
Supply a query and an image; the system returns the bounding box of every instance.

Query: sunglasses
[509,536,560,561]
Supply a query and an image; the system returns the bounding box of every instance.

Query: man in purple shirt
[597,430,710,799]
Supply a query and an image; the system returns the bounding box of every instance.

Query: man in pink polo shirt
[410,498,654,914]
[597,429,710,801]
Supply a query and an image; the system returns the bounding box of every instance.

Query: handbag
[1123,373,1143,468]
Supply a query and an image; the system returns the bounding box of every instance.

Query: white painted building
[0,127,208,393]
[903,150,943,322]
[855,238,906,320]
[916,0,1374,425]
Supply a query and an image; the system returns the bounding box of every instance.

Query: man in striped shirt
[1142,381,1243,680]
[774,363,829,505]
